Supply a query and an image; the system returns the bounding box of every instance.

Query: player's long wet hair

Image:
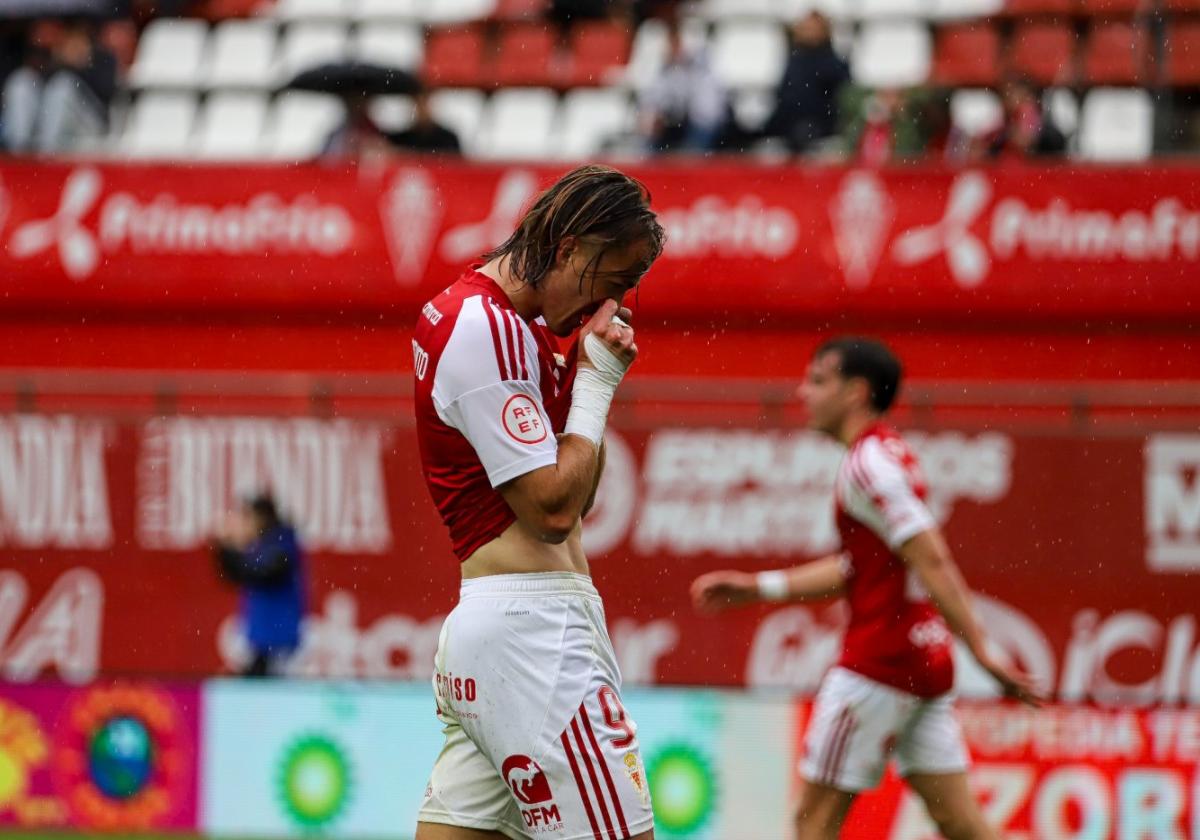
[481,165,666,291]
[816,337,903,413]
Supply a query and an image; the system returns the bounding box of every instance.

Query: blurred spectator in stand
[916,88,969,163]
[982,78,1065,158]
[842,87,930,165]
[320,92,395,159]
[2,18,117,154]
[212,494,306,678]
[761,11,849,154]
[637,23,726,154]
[388,89,461,154]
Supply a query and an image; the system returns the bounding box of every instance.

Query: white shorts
[418,572,654,840]
[800,667,970,793]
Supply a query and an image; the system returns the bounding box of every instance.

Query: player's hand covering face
[538,235,655,338]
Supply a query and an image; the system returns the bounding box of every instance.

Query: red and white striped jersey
[413,269,575,561]
[835,421,955,698]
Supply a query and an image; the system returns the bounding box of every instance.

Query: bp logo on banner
[201,681,441,837]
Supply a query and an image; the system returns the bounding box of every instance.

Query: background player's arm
[690,554,847,613]
[900,528,1042,705]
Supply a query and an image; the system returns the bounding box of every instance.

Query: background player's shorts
[418,572,654,840]
[800,666,970,793]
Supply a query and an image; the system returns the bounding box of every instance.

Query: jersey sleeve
[432,298,558,487]
[847,438,937,549]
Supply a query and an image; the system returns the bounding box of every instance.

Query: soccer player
[413,166,665,840]
[690,337,1040,840]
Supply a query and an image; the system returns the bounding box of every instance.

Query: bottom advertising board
[0,681,200,831]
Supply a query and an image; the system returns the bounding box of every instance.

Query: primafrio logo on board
[7,167,355,280]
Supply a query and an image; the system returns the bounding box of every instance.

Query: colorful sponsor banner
[2,408,1200,702]
[0,162,1197,323]
[201,680,443,837]
[0,681,200,831]
[798,701,1200,839]
[624,687,794,839]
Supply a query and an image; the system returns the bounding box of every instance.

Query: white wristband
[564,319,632,447]
[756,570,790,602]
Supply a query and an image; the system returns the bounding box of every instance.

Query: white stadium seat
[1078,88,1154,161]
[263,92,346,159]
[855,0,935,18]
[475,88,558,160]
[352,22,424,69]
[369,94,415,132]
[557,88,634,160]
[121,92,198,158]
[130,19,208,89]
[930,0,1004,20]
[698,0,784,20]
[733,87,777,132]
[851,20,931,88]
[950,88,1002,138]
[195,92,269,159]
[428,88,485,154]
[1045,87,1079,139]
[349,0,422,21]
[205,20,277,88]
[711,21,788,89]
[273,0,348,20]
[422,0,496,23]
[275,22,348,82]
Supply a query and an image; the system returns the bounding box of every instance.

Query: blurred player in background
[691,337,1040,840]
[413,165,665,840]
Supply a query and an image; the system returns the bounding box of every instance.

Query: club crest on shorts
[501,394,547,444]
[623,751,651,808]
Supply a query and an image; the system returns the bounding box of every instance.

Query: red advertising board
[0,162,1197,324]
[807,702,1200,839]
[1,409,1198,705]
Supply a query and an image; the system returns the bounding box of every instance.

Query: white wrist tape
[564,317,632,447]
[756,570,790,602]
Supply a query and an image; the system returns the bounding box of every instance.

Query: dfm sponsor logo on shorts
[502,755,563,833]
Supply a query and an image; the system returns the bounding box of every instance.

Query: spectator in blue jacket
[213,494,306,677]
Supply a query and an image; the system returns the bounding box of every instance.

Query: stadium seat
[423,0,497,23]
[950,88,1002,137]
[569,21,632,87]
[275,22,348,82]
[475,87,558,159]
[205,20,277,88]
[349,0,423,20]
[1009,22,1075,87]
[121,92,198,158]
[698,0,784,19]
[130,19,208,89]
[263,91,345,158]
[732,87,776,131]
[1077,0,1146,14]
[930,0,1004,19]
[1082,22,1150,85]
[428,88,485,153]
[273,0,348,20]
[1164,22,1200,86]
[1003,0,1072,14]
[1077,87,1153,160]
[557,88,633,159]
[711,20,789,89]
[851,21,931,88]
[353,22,424,69]
[1163,0,1200,10]
[369,94,415,131]
[932,23,1000,86]
[857,0,936,17]
[492,0,549,20]
[423,27,486,87]
[492,22,558,87]
[195,91,268,159]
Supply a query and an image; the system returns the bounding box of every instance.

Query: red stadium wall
[0,161,1197,699]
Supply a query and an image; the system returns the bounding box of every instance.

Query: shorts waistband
[459,572,600,600]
